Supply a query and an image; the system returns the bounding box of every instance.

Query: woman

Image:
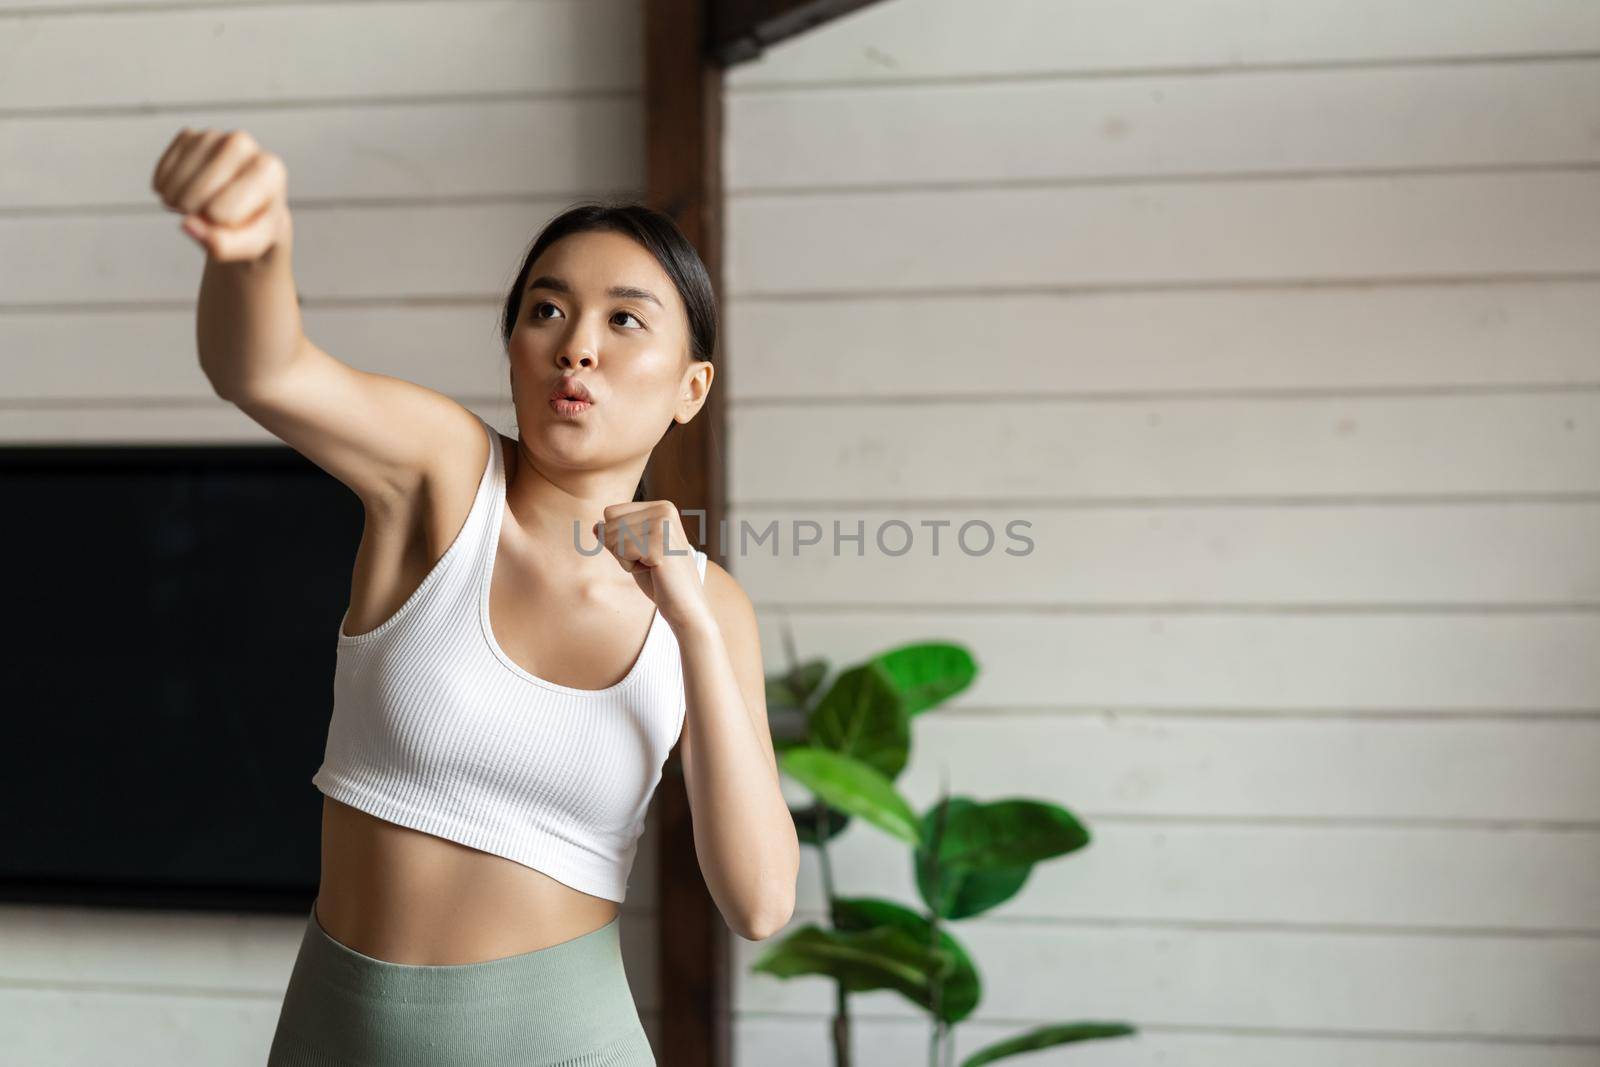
[150,127,799,1065]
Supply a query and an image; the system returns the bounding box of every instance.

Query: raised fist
[151,127,291,263]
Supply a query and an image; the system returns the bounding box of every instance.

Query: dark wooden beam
[644,2,730,1065]
[712,0,884,66]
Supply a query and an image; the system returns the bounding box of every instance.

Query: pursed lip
[550,377,595,404]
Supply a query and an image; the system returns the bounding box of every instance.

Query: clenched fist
[593,501,711,632]
[151,127,291,263]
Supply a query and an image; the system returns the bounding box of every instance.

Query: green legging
[267,898,656,1066]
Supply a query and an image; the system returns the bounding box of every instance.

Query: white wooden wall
[723,1,1600,1064]
[0,2,675,1063]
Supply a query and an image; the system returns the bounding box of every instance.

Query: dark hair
[500,200,716,371]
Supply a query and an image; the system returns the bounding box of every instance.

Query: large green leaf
[778,747,922,846]
[807,662,911,779]
[833,896,981,1023]
[872,642,978,715]
[932,797,1090,869]
[916,854,1033,921]
[916,798,1090,918]
[766,658,830,709]
[750,923,954,1003]
[959,1022,1137,1067]
[790,802,852,845]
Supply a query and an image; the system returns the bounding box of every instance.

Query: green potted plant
[754,632,1137,1067]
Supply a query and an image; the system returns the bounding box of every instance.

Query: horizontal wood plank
[726,172,1600,296]
[728,59,1600,190]
[0,0,640,111]
[725,0,1600,86]
[0,306,509,404]
[0,398,511,444]
[735,1015,1600,1067]
[2,95,642,209]
[729,393,1600,502]
[1,196,625,307]
[727,503,1600,607]
[796,821,1600,932]
[735,918,1600,1039]
[725,281,1600,400]
[755,610,1600,713]
[771,712,1600,823]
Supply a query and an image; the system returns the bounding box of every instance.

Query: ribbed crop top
[311,412,706,902]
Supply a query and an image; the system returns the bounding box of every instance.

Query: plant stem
[815,801,851,1067]
[787,634,852,1067]
[816,805,838,908]
[926,767,953,1067]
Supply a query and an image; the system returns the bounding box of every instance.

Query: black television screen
[0,441,362,913]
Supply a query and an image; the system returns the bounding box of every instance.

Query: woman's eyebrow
[527,275,663,308]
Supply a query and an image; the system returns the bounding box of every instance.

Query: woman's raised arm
[152,126,476,508]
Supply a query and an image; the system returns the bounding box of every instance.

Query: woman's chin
[520,410,598,440]
[515,429,609,469]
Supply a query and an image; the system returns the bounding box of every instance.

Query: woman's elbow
[737,886,796,941]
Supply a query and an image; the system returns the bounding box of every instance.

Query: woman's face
[507,230,697,470]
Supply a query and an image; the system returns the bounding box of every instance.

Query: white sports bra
[312,412,705,902]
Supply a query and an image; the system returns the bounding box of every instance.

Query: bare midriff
[313,795,621,965]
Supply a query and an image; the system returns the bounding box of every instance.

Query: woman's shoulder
[698,556,755,629]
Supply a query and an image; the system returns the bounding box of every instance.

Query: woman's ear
[678,361,712,420]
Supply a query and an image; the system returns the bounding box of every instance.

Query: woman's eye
[528,302,641,328]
